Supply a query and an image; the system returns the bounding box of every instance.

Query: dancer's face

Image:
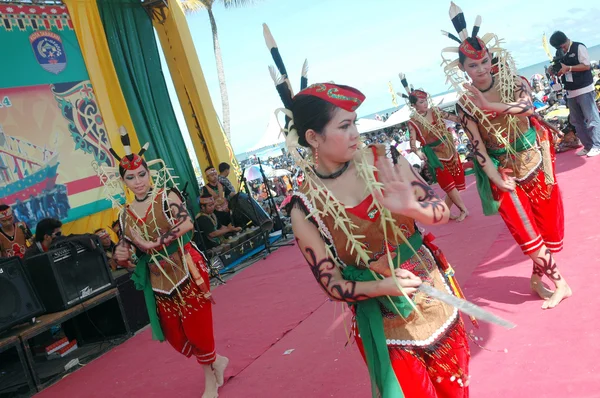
[414,98,428,114]
[460,52,493,86]
[306,107,360,163]
[122,165,151,197]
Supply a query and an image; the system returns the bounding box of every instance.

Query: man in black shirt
[201,166,233,226]
[196,195,240,250]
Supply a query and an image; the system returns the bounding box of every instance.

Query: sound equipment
[114,271,149,333]
[229,192,273,231]
[0,257,44,334]
[24,236,115,313]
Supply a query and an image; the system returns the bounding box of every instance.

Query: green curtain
[97,0,200,215]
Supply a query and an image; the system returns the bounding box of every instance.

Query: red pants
[437,157,466,193]
[494,169,564,255]
[356,321,470,398]
[154,247,216,365]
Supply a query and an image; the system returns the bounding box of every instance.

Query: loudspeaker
[24,236,115,313]
[0,257,45,333]
[114,272,149,333]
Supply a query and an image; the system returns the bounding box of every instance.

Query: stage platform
[34,151,600,398]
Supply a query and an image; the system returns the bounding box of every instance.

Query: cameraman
[550,31,600,157]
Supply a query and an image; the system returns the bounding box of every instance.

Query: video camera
[549,48,566,76]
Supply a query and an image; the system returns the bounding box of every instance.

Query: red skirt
[437,157,466,193]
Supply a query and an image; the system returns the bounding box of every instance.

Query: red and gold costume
[458,100,563,254]
[119,189,216,364]
[0,208,31,258]
[441,1,564,256]
[409,111,466,193]
[102,127,217,366]
[290,145,470,397]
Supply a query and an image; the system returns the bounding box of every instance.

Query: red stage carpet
[37,152,600,398]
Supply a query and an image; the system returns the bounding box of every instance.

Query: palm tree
[181,0,253,142]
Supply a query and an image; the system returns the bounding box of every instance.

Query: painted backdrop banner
[0,4,115,228]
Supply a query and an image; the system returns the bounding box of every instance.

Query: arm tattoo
[408,166,445,224]
[300,241,369,302]
[503,80,533,115]
[532,249,561,281]
[459,109,487,167]
[158,201,190,246]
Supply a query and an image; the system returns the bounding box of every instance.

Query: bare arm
[464,77,534,117]
[408,124,425,160]
[290,207,420,302]
[440,109,460,124]
[457,107,515,191]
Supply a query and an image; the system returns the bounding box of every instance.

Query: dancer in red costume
[0,204,32,258]
[400,74,469,221]
[263,24,470,398]
[106,129,228,398]
[441,2,571,309]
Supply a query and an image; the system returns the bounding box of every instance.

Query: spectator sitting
[24,218,63,257]
[95,228,118,270]
[195,194,240,250]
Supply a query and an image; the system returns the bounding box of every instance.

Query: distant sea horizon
[360,43,600,120]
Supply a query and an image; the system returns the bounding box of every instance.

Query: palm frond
[180,0,208,13]
[222,0,256,9]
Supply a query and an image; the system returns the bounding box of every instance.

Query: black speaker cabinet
[24,236,115,313]
[0,257,45,334]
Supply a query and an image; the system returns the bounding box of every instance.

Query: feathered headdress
[109,126,150,171]
[441,2,486,61]
[397,72,428,104]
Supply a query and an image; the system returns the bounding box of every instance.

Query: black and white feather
[300,59,309,90]
[449,2,468,41]
[472,15,482,38]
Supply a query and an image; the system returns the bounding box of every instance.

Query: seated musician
[196,194,240,250]
[218,162,237,199]
[94,228,119,270]
[201,166,233,226]
[0,204,33,259]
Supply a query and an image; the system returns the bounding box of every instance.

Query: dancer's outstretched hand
[374,156,417,215]
[494,168,516,192]
[463,83,491,110]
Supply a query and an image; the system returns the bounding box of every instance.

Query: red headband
[120,154,145,171]
[410,90,428,100]
[295,83,365,112]
[0,207,13,220]
[459,37,487,60]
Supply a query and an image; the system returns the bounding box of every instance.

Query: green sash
[130,232,193,341]
[422,139,444,184]
[473,127,537,216]
[341,231,423,398]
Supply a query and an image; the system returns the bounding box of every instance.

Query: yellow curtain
[61,0,139,236]
[153,0,241,185]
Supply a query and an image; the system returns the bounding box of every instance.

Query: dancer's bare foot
[202,364,219,398]
[541,283,572,309]
[455,209,469,222]
[213,355,229,387]
[530,277,554,300]
[449,212,459,220]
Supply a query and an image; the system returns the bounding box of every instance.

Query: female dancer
[441,2,571,309]
[104,129,228,398]
[264,24,470,397]
[400,74,469,221]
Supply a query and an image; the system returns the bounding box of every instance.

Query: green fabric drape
[422,138,444,184]
[341,231,423,398]
[97,0,200,215]
[473,127,538,216]
[131,232,193,342]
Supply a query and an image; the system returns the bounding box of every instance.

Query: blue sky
[160,0,600,154]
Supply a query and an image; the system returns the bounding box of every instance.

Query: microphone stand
[257,157,294,253]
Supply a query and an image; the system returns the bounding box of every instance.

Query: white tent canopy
[249,112,285,152]
[381,105,412,128]
[357,118,386,134]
